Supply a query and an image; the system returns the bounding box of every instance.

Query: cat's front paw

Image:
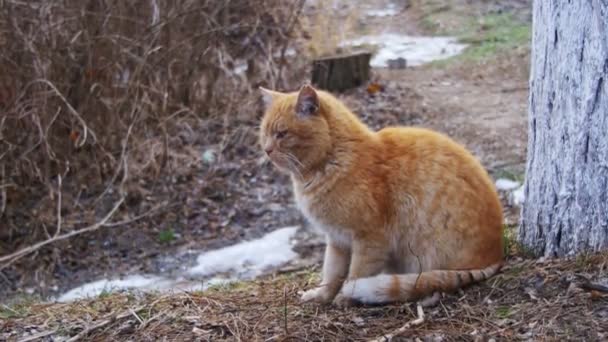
[332,293,359,308]
[299,287,334,304]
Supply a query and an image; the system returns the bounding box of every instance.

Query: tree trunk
[519,1,608,257]
[311,52,371,92]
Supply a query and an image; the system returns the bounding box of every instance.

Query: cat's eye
[275,130,287,139]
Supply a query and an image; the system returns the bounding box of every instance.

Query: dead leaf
[69,130,80,143]
[366,82,384,95]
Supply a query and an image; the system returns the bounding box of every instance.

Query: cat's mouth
[268,154,290,171]
[268,151,302,175]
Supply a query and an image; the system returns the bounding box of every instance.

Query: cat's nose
[265,146,273,155]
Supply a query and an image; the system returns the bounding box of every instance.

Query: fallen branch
[580,282,608,293]
[0,197,124,270]
[575,274,608,293]
[55,174,63,237]
[0,165,7,219]
[66,305,146,342]
[17,329,58,342]
[101,202,169,228]
[368,304,425,342]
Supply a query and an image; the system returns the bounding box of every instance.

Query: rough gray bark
[519,1,608,257]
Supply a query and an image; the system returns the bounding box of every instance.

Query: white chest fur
[294,189,352,248]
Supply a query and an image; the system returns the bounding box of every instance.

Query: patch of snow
[511,185,525,206]
[57,275,167,302]
[188,226,298,278]
[204,277,237,289]
[284,48,296,57]
[234,63,248,75]
[56,227,300,302]
[202,149,217,164]
[55,275,238,303]
[273,48,297,58]
[495,178,521,191]
[365,4,399,17]
[340,33,467,67]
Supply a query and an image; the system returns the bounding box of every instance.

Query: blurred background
[0,0,531,302]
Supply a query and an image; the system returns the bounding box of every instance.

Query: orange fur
[259,84,504,305]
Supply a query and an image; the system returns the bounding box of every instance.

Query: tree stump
[311,52,371,92]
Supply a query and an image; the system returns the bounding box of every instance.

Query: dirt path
[387,57,529,166]
[349,0,530,172]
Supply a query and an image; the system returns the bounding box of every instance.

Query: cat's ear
[296,84,320,117]
[259,87,283,108]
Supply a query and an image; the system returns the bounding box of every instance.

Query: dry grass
[2,252,607,341]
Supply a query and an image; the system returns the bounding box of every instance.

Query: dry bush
[0,0,305,259]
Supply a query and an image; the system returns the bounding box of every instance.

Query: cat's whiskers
[276,151,304,180]
[285,158,305,180]
[284,152,305,169]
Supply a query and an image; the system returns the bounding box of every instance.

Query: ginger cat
[259,84,504,305]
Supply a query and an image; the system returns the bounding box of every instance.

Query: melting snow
[56,226,299,302]
[188,226,298,278]
[365,4,399,17]
[495,178,521,191]
[511,185,525,206]
[341,33,467,68]
[57,275,166,302]
[234,63,248,75]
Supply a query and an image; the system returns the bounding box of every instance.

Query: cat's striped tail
[339,262,503,304]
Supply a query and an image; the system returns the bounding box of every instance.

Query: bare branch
[368,304,425,342]
[0,197,125,269]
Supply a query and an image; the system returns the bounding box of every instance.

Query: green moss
[98,288,112,299]
[495,306,512,318]
[204,279,249,293]
[460,14,531,60]
[504,264,525,277]
[203,268,319,295]
[502,224,537,258]
[0,295,40,319]
[0,305,22,319]
[502,224,515,257]
[158,229,176,244]
[428,13,530,67]
[575,253,595,270]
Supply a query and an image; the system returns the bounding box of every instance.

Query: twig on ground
[0,197,124,270]
[0,181,6,220]
[580,282,608,293]
[368,303,425,342]
[101,202,168,228]
[575,274,608,293]
[283,285,289,336]
[55,174,62,237]
[130,308,144,326]
[17,329,58,342]
[66,306,145,342]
